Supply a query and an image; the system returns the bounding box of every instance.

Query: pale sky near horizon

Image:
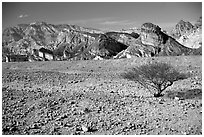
[2,2,202,31]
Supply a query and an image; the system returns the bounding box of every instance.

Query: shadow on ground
[166,88,202,100]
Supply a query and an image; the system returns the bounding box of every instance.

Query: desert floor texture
[2,56,202,135]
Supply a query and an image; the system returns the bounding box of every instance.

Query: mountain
[112,22,193,59]
[2,22,127,61]
[2,20,201,62]
[171,17,202,49]
[171,20,194,39]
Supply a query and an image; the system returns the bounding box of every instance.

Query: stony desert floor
[2,56,202,135]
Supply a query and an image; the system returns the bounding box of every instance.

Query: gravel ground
[2,56,202,135]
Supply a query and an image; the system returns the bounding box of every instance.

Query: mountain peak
[30,21,48,26]
[178,20,185,24]
[171,17,202,49]
[171,19,194,38]
[141,22,161,33]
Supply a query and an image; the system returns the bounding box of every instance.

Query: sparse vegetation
[122,61,188,97]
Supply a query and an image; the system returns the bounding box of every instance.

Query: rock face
[171,17,202,50]
[2,20,201,62]
[171,20,194,38]
[177,29,202,49]
[113,22,193,59]
[140,22,162,46]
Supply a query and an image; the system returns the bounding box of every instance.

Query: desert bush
[122,61,188,97]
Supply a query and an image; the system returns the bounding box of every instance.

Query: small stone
[159,101,164,104]
[70,100,75,104]
[174,97,180,100]
[71,107,76,111]
[182,131,187,135]
[81,125,88,132]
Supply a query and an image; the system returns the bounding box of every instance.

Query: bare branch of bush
[122,61,188,97]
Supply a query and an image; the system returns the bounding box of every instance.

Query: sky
[2,2,202,31]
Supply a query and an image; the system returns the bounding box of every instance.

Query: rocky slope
[2,20,201,61]
[2,56,202,135]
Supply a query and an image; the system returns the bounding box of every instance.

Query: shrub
[122,61,188,97]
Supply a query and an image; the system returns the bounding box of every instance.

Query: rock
[182,131,187,135]
[174,97,180,100]
[81,125,88,132]
[93,55,103,60]
[110,91,114,93]
[177,29,202,49]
